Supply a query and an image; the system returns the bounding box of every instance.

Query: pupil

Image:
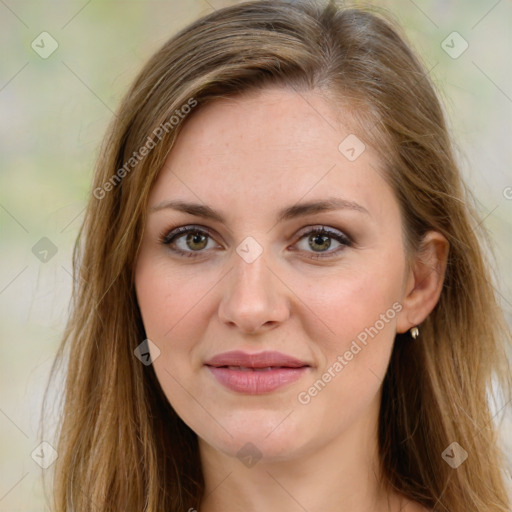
[310,233,330,251]
[187,232,207,250]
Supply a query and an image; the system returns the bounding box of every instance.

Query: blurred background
[1,0,511,510]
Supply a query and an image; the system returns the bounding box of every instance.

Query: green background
[1,0,511,509]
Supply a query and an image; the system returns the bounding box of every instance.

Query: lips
[204,350,310,369]
[204,350,311,394]
[222,366,281,371]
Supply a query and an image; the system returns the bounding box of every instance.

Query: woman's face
[135,87,412,463]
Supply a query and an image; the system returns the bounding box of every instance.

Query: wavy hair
[43,1,512,510]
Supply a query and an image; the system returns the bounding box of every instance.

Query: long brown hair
[43,1,512,510]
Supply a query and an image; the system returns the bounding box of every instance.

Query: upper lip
[204,350,310,369]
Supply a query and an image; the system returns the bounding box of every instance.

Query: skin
[134,87,448,512]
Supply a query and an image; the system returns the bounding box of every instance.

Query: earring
[410,326,419,339]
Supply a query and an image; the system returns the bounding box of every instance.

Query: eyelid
[159,223,352,259]
[294,225,352,244]
[159,224,219,245]
[290,225,352,260]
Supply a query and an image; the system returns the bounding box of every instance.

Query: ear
[396,230,449,334]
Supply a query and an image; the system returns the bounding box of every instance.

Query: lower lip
[206,366,309,394]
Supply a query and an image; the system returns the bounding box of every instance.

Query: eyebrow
[150,197,369,223]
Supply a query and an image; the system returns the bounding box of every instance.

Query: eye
[159,224,352,260]
[293,226,352,259]
[159,225,220,257]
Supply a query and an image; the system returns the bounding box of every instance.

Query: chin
[197,412,313,463]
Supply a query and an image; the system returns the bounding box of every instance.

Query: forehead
[167,87,361,158]
[149,87,394,223]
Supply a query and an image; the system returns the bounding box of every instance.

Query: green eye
[159,225,352,259]
[160,226,217,257]
[294,227,351,259]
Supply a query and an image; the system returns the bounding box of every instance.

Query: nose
[217,250,291,334]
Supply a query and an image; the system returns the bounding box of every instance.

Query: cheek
[297,258,404,351]
[135,253,213,342]
[292,271,401,433]
[290,252,404,415]
[135,256,208,417]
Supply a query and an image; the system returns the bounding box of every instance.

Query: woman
[44,0,512,510]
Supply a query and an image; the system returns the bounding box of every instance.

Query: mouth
[203,350,311,394]
[207,364,309,371]
[205,364,310,394]
[204,349,310,369]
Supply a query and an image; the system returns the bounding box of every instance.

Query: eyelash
[158,224,353,260]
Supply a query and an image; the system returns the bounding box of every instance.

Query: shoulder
[401,501,432,512]
[412,505,432,512]
[391,492,432,512]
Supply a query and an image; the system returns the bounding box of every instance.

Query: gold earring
[410,326,419,339]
